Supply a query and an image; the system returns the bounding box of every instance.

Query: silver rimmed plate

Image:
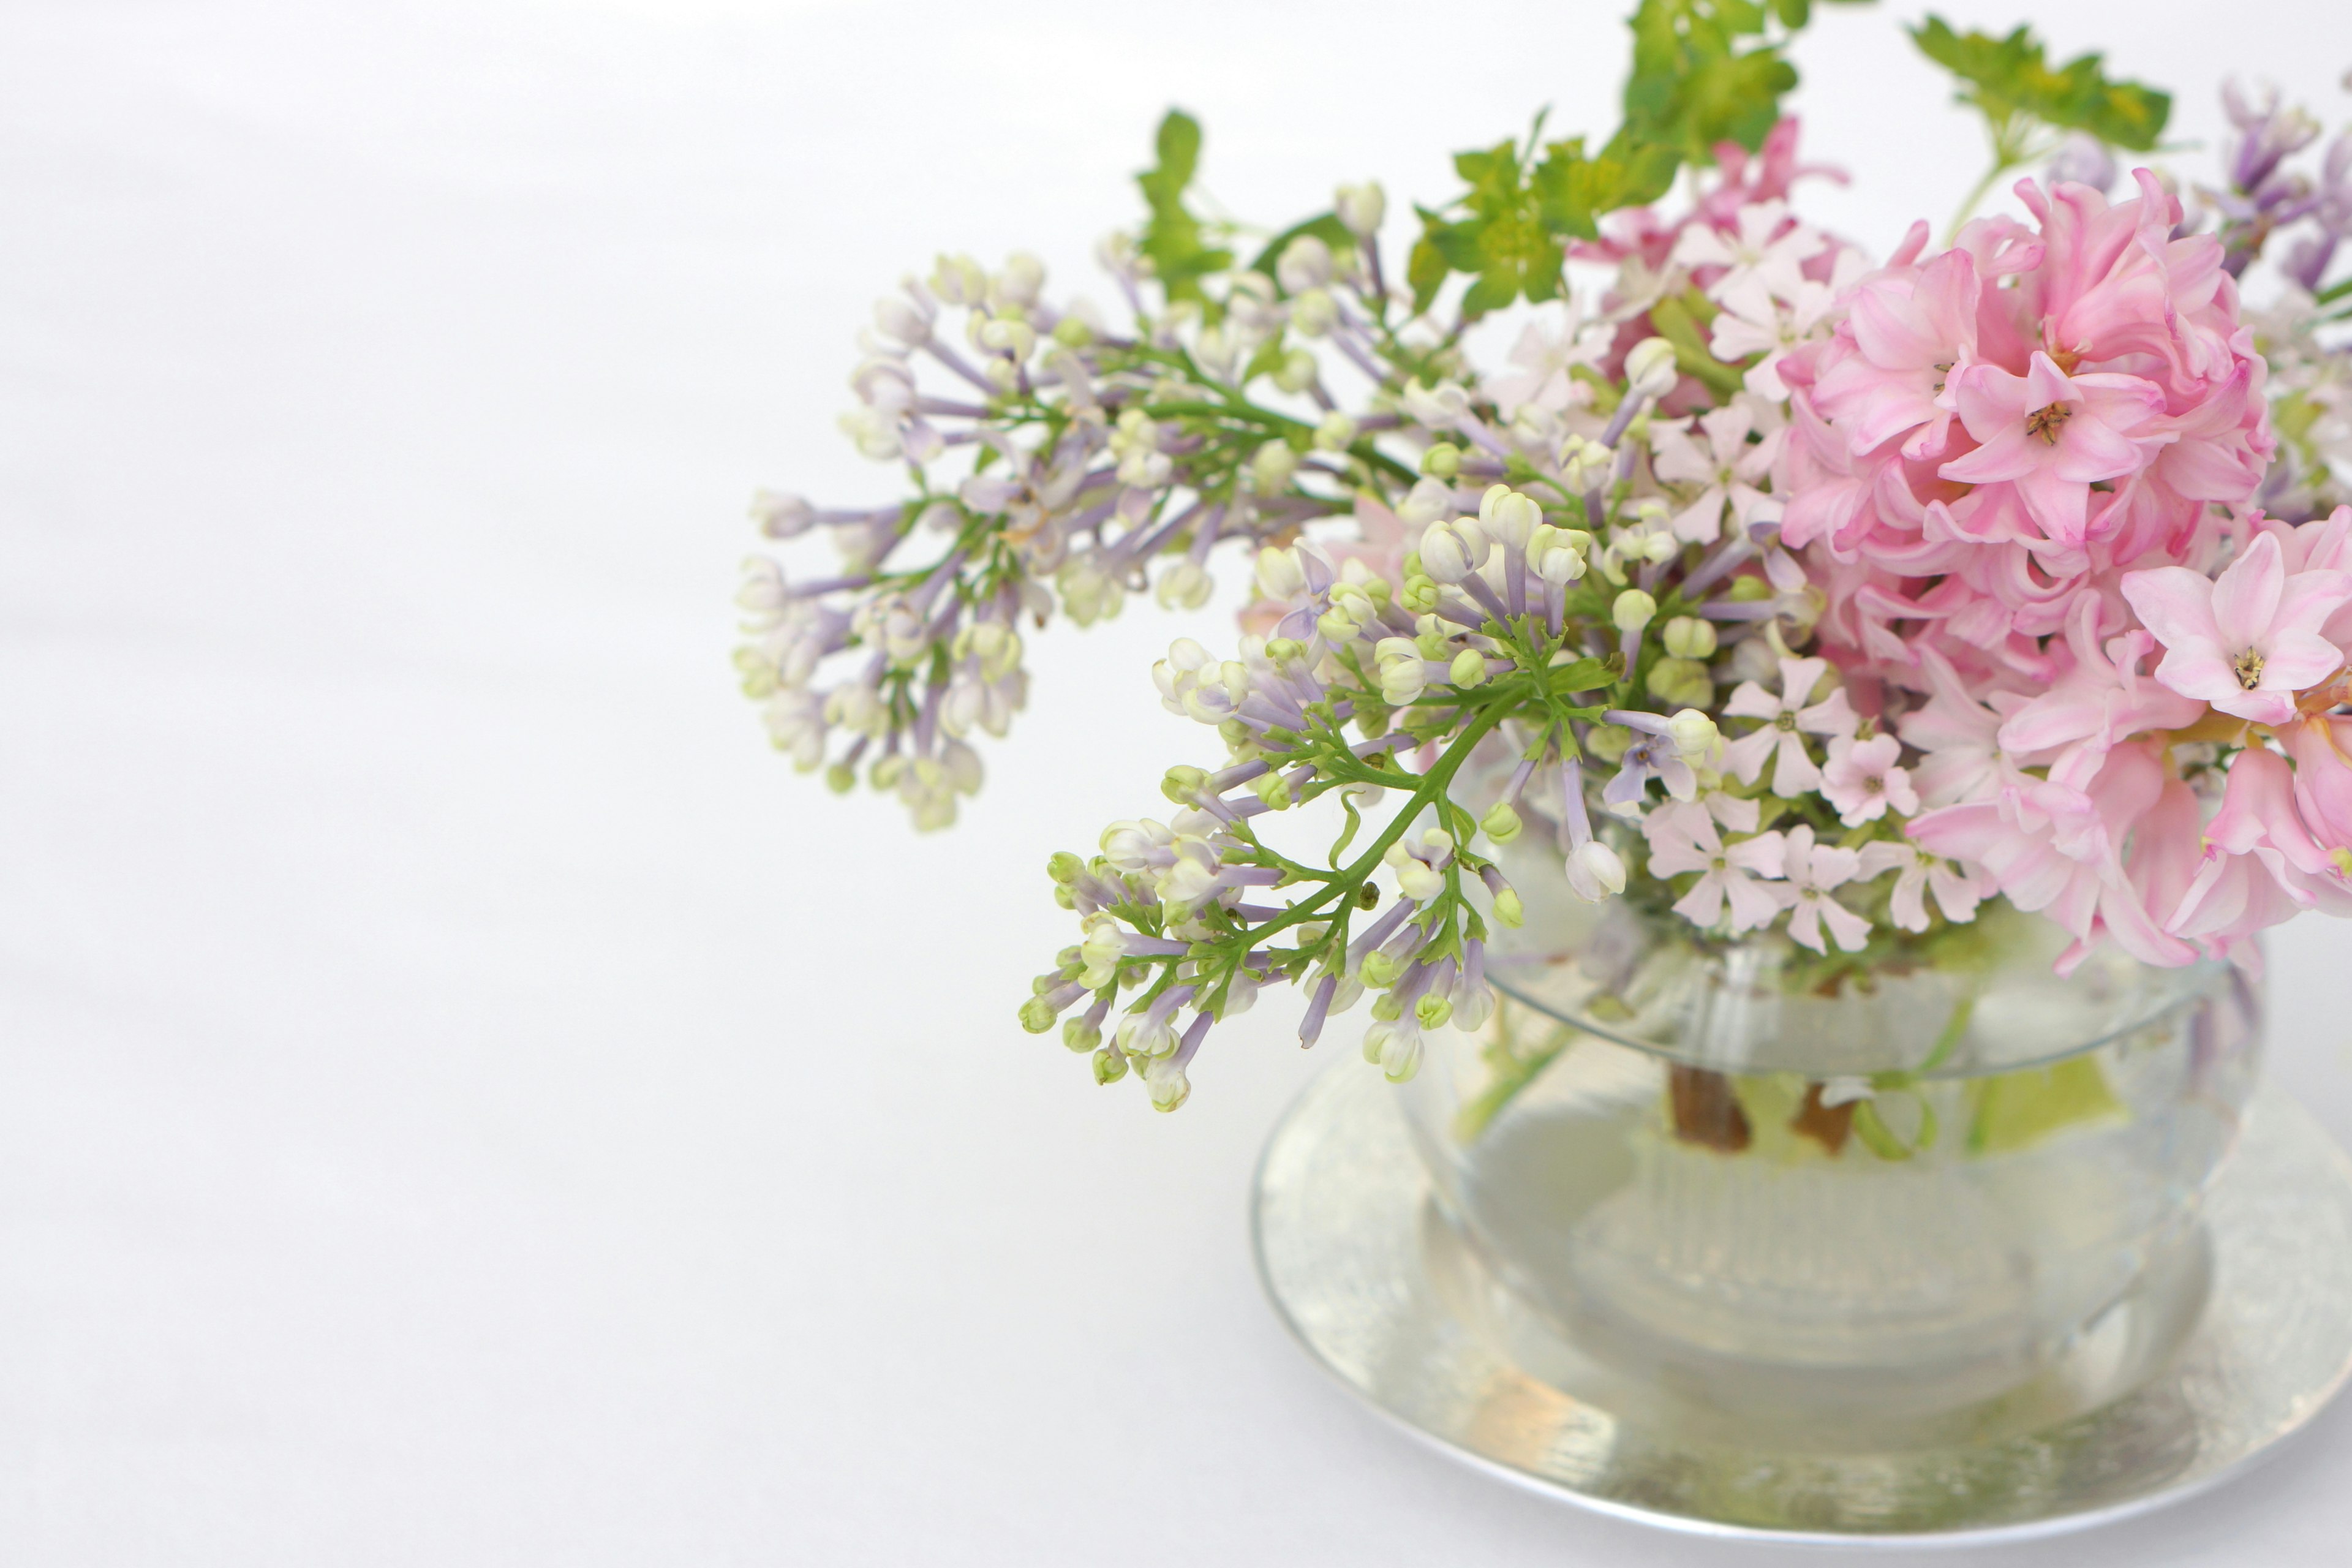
[1251,1065,2352,1545]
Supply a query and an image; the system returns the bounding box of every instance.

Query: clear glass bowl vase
[1398,860,2263,1447]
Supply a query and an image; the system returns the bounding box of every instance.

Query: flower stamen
[2025,402,2071,444]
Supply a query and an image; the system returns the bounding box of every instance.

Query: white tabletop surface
[6,1,2352,1562]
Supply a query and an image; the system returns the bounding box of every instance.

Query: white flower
[1362,1020,1424,1083]
[1670,200,1826,303]
[872,289,934,350]
[1648,400,1787,544]
[1335,182,1386,238]
[1057,552,1126,627]
[1643,796,1787,933]
[1624,336,1681,401]
[1665,709,1721,765]
[1155,560,1213,609]
[1770,825,1871,953]
[1143,1054,1191,1112]
[1708,273,1839,400]
[1419,521,1478,583]
[1401,378,1471,428]
[1478,484,1542,549]
[1384,838,1448,902]
[1565,839,1627,901]
[1856,840,1994,932]
[750,490,818,539]
[1485,303,1611,414]
[1721,656,1858,796]
[760,689,827,769]
[1276,235,1335,293]
[1820,734,1920,826]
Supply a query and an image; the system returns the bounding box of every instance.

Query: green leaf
[1547,656,1616,694]
[1407,139,1566,317]
[1136,108,1233,304]
[1408,0,1852,313]
[1910,17,2171,153]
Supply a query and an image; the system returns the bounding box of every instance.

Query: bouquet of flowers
[734,1,2352,1113]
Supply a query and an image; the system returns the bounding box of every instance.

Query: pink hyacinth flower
[1939,351,2166,548]
[2169,747,2352,957]
[2280,715,2352,883]
[1820,733,1920,825]
[2120,532,2352,725]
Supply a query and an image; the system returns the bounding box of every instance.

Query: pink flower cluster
[1774,171,2352,971]
[1779,170,2274,671]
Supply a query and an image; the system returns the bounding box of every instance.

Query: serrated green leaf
[1135,107,1234,304]
[1910,16,2171,153]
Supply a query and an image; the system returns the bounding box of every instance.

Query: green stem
[1945,154,2020,247]
[1206,693,1516,960]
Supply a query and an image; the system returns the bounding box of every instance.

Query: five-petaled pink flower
[1770,825,1871,952]
[1642,795,1787,933]
[2120,532,2352,725]
[1820,733,1921,826]
[1939,350,2168,548]
[1721,655,1858,796]
[1856,840,1994,932]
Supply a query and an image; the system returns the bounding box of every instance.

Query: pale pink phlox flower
[1820,733,1920,825]
[1486,302,1613,416]
[1855,839,1995,932]
[2120,531,2352,725]
[1710,271,1844,400]
[1770,824,1872,952]
[1649,399,1787,544]
[1673,199,1827,303]
[1721,655,1859,795]
[1642,794,1787,934]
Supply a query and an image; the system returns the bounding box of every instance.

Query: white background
[6,1,2352,1562]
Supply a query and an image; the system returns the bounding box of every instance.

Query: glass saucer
[1251,1063,2352,1545]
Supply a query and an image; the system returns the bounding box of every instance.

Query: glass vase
[1398,858,2263,1447]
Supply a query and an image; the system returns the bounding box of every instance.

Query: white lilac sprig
[736,216,1442,829]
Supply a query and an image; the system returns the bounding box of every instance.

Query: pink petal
[1672,877,1727,928]
[2120,566,2222,651]
[2273,568,2352,638]
[2253,630,2348,692]
[2209,533,2285,651]
[1940,424,2038,484]
[2022,351,2075,409]
[1951,363,2029,447]
[2149,646,2241,705]
[1722,872,1782,933]
[1722,680,1785,722]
